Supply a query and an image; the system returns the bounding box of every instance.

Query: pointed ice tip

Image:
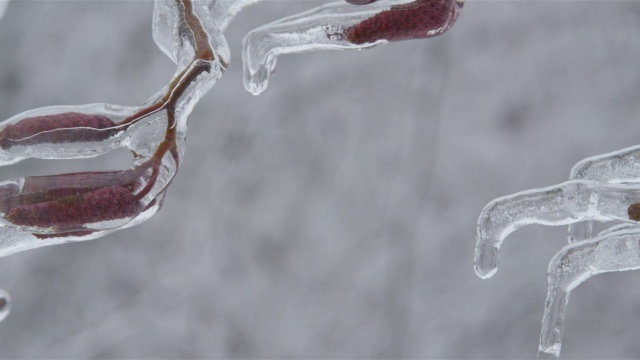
[474,264,496,279]
[474,242,499,279]
[243,74,266,95]
[243,64,271,95]
[538,345,560,358]
[246,82,261,96]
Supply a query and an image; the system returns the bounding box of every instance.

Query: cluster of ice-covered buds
[0,0,463,322]
[475,140,640,356]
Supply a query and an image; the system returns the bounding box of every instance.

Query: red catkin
[0,112,117,149]
[21,168,143,195]
[346,0,462,45]
[7,186,140,227]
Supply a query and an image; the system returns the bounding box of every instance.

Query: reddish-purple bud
[346,0,462,45]
[0,112,117,149]
[21,168,144,195]
[7,186,139,228]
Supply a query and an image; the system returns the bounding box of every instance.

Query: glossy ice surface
[475,145,640,357]
[1,0,639,358]
[0,0,462,330]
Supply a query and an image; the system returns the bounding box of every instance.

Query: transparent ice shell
[475,145,640,357]
[0,0,463,324]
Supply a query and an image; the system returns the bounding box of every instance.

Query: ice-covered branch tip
[243,0,463,94]
[475,144,640,357]
[0,0,464,324]
[474,180,640,279]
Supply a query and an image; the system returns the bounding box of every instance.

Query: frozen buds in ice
[346,0,464,44]
[0,112,117,149]
[5,186,139,228]
[0,170,145,231]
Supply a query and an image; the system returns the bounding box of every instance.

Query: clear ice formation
[243,0,463,94]
[475,144,640,357]
[0,0,463,322]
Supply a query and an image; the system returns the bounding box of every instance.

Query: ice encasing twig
[0,0,465,324]
[568,145,640,242]
[540,228,640,357]
[475,180,640,279]
[242,0,463,94]
[0,0,226,321]
[476,145,640,356]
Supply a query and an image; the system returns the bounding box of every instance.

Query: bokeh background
[0,0,640,357]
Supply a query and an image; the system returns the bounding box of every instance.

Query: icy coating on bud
[242,0,464,94]
[0,112,117,149]
[6,186,139,228]
[0,0,464,325]
[346,0,463,44]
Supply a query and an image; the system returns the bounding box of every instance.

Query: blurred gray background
[0,0,640,357]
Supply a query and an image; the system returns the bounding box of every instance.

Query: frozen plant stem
[242,0,463,94]
[474,180,640,278]
[0,0,225,237]
[0,0,226,322]
[540,229,640,356]
[0,0,463,323]
[567,145,640,242]
[475,143,640,356]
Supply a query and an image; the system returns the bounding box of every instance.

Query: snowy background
[0,0,640,357]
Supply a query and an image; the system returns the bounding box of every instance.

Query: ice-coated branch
[568,145,640,242]
[0,0,226,322]
[0,0,467,255]
[0,0,225,241]
[211,0,464,95]
[476,144,640,356]
[243,0,463,94]
[0,0,465,324]
[540,228,640,357]
[208,0,264,31]
[474,180,640,279]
